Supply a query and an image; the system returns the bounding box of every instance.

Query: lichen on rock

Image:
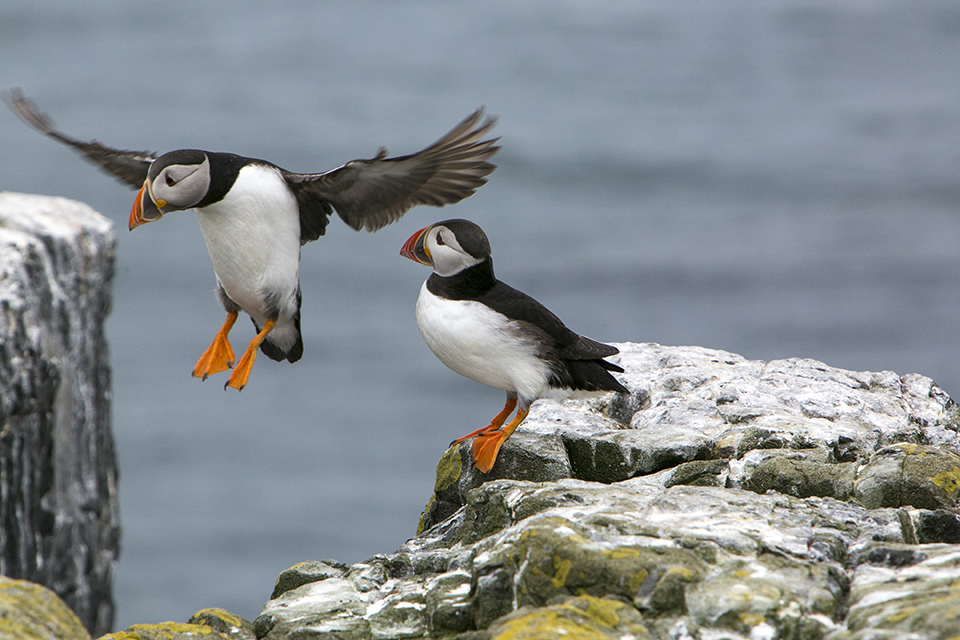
[484,595,653,640]
[0,576,92,640]
[98,621,233,640]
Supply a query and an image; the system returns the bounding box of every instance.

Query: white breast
[195,164,301,325]
[415,281,554,403]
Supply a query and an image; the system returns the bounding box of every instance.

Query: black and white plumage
[400,218,628,472]
[6,90,499,390]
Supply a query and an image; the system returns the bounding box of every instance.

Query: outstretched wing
[5,89,155,189]
[282,108,500,243]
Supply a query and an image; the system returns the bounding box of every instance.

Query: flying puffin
[400,219,628,473]
[6,90,500,390]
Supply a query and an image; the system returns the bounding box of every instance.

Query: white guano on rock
[0,192,118,637]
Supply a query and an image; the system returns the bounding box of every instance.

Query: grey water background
[2,0,959,629]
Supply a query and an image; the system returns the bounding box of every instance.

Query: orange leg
[452,396,518,444]
[192,312,238,380]
[472,408,528,473]
[225,319,276,391]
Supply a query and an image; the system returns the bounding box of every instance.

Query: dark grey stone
[0,193,118,637]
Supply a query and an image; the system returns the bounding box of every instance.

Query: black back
[427,257,628,394]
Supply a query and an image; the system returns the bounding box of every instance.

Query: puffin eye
[435,232,445,246]
[165,175,177,187]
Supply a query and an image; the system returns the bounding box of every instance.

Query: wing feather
[4,89,155,188]
[282,107,499,241]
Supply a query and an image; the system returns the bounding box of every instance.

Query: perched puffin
[6,90,499,390]
[400,219,628,473]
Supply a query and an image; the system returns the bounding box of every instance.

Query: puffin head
[129,149,211,230]
[400,218,491,277]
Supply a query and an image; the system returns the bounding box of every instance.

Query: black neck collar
[426,258,496,300]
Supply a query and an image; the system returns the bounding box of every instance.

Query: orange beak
[400,225,432,265]
[129,181,165,230]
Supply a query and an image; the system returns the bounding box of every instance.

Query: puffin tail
[564,358,629,395]
[255,313,304,364]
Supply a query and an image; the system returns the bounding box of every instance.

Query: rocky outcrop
[419,343,960,530]
[250,343,960,640]
[0,193,119,637]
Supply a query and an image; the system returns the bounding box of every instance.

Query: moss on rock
[743,454,857,500]
[664,459,729,488]
[472,517,705,610]
[855,443,960,509]
[186,609,255,640]
[98,622,230,640]
[487,596,653,640]
[418,445,464,535]
[0,577,91,640]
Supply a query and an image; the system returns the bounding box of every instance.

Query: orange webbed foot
[193,312,238,380]
[225,319,276,391]
[469,408,528,473]
[226,346,257,391]
[472,431,508,473]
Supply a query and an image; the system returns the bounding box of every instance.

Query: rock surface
[0,576,92,640]
[251,343,960,640]
[0,192,119,636]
